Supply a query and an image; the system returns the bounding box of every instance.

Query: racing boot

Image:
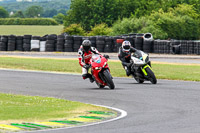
[82,74,94,83]
[88,74,94,83]
[125,66,131,76]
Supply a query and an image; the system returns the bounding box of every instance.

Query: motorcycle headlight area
[95,67,102,70]
[145,56,149,62]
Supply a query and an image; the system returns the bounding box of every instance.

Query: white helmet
[122,41,131,52]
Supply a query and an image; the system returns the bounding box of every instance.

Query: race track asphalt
[0,69,200,133]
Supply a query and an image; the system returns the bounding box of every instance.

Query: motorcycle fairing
[142,65,152,76]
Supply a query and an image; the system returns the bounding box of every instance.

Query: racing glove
[103,54,110,59]
[83,64,91,69]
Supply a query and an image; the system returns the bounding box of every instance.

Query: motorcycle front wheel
[145,67,157,84]
[103,70,115,89]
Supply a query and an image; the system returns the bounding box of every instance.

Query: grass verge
[0,56,200,81]
[0,93,110,124]
[0,25,64,36]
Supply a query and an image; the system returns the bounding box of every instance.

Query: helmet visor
[83,46,90,52]
[123,45,130,50]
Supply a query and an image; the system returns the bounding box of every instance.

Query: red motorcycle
[90,54,115,89]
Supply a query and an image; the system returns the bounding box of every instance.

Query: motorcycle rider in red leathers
[78,40,100,83]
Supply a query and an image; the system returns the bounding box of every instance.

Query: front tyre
[103,70,115,89]
[145,67,157,84]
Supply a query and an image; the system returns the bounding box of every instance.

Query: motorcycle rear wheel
[103,70,115,89]
[145,67,157,84]
[134,77,144,83]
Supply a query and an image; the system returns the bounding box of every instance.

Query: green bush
[150,6,200,40]
[0,18,58,25]
[63,24,86,36]
[88,23,112,36]
[111,4,200,40]
[111,17,167,39]
[53,13,65,24]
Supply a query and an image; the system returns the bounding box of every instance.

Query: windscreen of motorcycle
[92,54,101,64]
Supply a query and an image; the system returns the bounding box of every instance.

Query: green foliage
[0,6,9,18]
[88,23,112,36]
[64,0,120,31]
[25,6,43,18]
[150,5,200,39]
[10,10,25,18]
[0,18,58,25]
[53,13,65,24]
[63,24,86,35]
[111,17,167,39]
[1,0,71,14]
[43,9,58,18]
[64,0,200,31]
[111,4,200,39]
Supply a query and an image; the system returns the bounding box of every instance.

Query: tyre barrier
[23,35,32,51]
[104,36,113,52]
[7,35,16,51]
[73,36,82,52]
[0,35,8,51]
[56,35,65,52]
[31,36,41,51]
[153,40,200,55]
[1,34,200,55]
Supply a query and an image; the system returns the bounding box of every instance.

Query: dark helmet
[82,40,91,52]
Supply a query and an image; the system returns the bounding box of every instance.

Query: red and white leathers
[78,45,99,79]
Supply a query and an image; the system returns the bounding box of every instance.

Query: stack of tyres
[164,40,171,54]
[179,40,187,54]
[158,40,165,54]
[73,36,82,52]
[104,36,113,52]
[123,36,134,48]
[65,35,74,52]
[46,34,57,52]
[7,35,16,51]
[82,36,89,41]
[135,34,144,50]
[23,35,32,51]
[128,33,137,47]
[0,35,8,51]
[40,35,47,52]
[143,33,154,53]
[153,40,159,53]
[89,36,96,48]
[187,40,194,54]
[96,36,105,52]
[170,40,181,54]
[113,36,122,52]
[16,36,23,51]
[194,41,200,55]
[56,35,65,52]
[31,36,40,51]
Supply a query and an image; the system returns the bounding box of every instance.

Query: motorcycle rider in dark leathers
[118,40,138,76]
[78,40,100,82]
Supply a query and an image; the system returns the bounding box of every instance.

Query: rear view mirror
[116,39,124,44]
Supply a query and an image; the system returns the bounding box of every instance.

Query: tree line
[64,0,200,39]
[0,5,65,24]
